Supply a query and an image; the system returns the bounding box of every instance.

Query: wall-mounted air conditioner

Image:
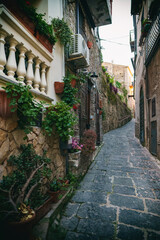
[68,34,89,69]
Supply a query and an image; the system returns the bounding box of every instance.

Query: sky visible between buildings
[99,0,134,74]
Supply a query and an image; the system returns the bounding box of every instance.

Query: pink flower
[26,1,30,5]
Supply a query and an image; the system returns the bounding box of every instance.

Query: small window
[152,97,156,117]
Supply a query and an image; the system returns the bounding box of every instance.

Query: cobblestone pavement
[50,120,160,240]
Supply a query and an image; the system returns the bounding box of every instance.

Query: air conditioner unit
[68,34,89,69]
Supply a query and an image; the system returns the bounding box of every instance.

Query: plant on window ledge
[51,18,72,46]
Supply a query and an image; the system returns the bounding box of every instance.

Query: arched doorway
[140,87,145,144]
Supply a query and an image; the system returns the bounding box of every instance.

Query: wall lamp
[90,72,98,78]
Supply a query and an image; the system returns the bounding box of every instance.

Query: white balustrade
[17,44,27,82]
[26,51,34,88]
[40,63,47,94]
[0,29,7,75]
[34,57,41,91]
[6,35,18,80]
[0,28,50,97]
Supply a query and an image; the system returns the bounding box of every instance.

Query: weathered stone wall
[102,93,132,133]
[147,47,160,159]
[0,114,66,180]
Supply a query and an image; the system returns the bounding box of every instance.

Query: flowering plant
[71,138,83,153]
[81,130,97,156]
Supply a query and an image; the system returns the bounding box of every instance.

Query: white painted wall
[36,0,65,103]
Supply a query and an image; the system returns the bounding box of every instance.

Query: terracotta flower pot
[47,190,61,203]
[71,79,77,88]
[99,100,102,109]
[87,41,93,49]
[35,30,53,53]
[0,91,17,119]
[35,196,53,223]
[54,82,64,94]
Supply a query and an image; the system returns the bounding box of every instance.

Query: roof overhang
[84,0,112,27]
[131,0,143,15]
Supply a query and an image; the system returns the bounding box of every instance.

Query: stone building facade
[131,0,160,159]
[0,0,113,179]
[0,0,132,181]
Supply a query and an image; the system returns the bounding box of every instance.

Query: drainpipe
[76,0,79,34]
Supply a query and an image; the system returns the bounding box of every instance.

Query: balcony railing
[145,13,160,63]
[0,5,53,101]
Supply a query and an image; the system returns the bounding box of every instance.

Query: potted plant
[51,18,72,46]
[0,144,51,240]
[47,179,62,203]
[142,18,152,36]
[68,138,83,164]
[61,76,79,107]
[87,41,93,49]
[54,82,65,94]
[81,130,97,156]
[42,101,77,141]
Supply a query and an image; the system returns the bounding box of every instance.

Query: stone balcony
[0,4,54,102]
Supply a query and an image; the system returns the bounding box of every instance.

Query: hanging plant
[51,18,72,46]
[43,101,77,141]
[61,76,79,107]
[3,83,43,135]
[17,0,56,46]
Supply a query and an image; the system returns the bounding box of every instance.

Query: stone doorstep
[32,187,73,240]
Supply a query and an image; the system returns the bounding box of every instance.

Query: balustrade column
[26,51,34,87]
[6,36,18,80]
[17,44,27,82]
[40,63,47,94]
[0,29,7,75]
[34,57,41,91]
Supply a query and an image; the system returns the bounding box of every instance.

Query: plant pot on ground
[47,178,70,203]
[0,144,51,239]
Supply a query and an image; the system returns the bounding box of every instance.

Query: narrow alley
[49,120,160,240]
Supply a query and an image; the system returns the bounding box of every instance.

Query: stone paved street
[49,120,160,240]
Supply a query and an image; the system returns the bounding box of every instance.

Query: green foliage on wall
[52,18,72,46]
[43,101,77,141]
